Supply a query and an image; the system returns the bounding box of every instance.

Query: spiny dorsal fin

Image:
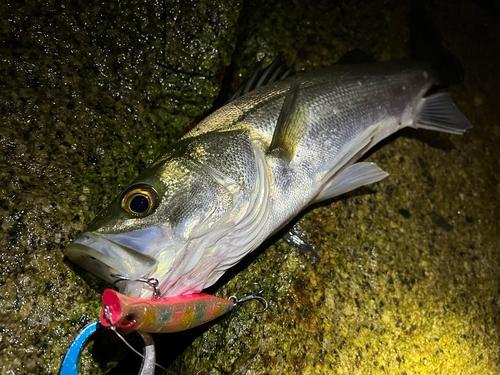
[227,57,295,103]
[269,77,305,163]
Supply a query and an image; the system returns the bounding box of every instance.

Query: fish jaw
[65,232,159,288]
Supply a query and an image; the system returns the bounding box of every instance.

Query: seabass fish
[66,60,471,297]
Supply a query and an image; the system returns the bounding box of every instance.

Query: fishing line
[103,305,170,375]
[108,326,169,375]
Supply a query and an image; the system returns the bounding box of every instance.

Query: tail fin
[416,93,472,134]
[410,0,464,86]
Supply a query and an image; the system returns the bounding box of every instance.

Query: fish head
[66,151,236,296]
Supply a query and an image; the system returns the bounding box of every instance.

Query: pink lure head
[100,289,140,330]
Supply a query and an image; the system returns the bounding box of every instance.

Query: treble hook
[112,275,161,299]
[228,283,268,313]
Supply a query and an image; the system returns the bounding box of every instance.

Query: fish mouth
[65,232,159,285]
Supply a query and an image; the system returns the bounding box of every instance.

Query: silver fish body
[66,61,471,297]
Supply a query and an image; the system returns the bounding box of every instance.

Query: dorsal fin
[269,77,305,163]
[187,57,295,133]
[227,57,295,103]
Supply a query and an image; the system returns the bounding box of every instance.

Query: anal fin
[315,162,389,202]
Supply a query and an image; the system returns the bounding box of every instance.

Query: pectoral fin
[315,162,389,202]
[282,223,319,260]
[269,78,305,162]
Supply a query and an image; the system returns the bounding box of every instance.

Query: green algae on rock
[0,0,241,373]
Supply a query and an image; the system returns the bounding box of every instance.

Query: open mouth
[65,232,159,284]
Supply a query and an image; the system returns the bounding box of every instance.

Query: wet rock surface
[0,0,241,373]
[1,0,499,374]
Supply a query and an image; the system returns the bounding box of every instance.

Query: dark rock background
[0,0,499,374]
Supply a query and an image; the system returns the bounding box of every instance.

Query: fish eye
[121,184,159,217]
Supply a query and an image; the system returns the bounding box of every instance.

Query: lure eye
[121,184,159,217]
[120,314,136,327]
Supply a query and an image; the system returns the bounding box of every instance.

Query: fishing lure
[100,288,267,333]
[60,278,267,374]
